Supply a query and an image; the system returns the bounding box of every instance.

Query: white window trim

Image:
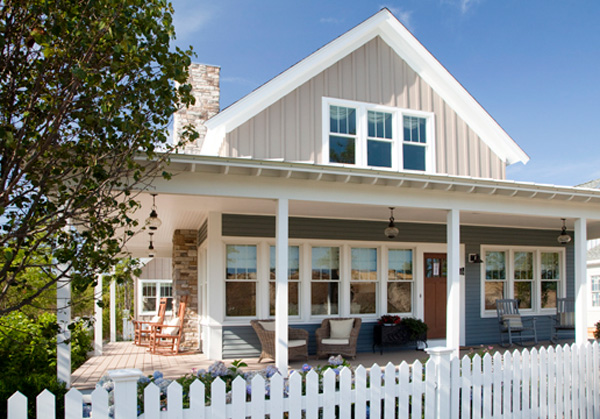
[321,96,436,173]
[224,242,260,320]
[138,279,173,316]
[480,245,567,318]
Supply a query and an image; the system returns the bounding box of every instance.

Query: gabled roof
[578,178,600,189]
[202,8,529,165]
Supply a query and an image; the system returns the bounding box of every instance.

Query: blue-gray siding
[220,214,575,356]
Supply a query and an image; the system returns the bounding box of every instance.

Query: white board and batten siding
[7,342,600,419]
[223,36,505,180]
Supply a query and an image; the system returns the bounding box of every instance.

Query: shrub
[0,312,93,417]
[594,321,600,340]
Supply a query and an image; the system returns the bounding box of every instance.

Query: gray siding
[221,214,575,355]
[224,36,505,179]
[198,220,208,246]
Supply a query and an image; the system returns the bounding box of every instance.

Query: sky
[169,0,600,187]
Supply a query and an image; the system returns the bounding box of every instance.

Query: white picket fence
[6,342,600,418]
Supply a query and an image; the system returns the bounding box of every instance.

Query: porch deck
[71,340,566,390]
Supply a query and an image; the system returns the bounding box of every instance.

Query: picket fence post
[108,369,143,419]
[425,346,454,419]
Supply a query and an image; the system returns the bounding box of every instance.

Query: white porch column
[94,274,103,355]
[574,218,588,344]
[446,209,461,357]
[275,198,289,374]
[206,212,224,359]
[56,276,71,388]
[110,280,116,342]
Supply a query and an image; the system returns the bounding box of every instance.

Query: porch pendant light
[384,207,399,239]
[148,232,156,258]
[145,193,162,230]
[557,218,572,244]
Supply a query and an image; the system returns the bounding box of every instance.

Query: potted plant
[378,314,401,326]
[401,317,428,341]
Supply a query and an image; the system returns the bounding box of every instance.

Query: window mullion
[358,106,367,167]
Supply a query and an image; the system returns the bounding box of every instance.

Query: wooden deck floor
[72,340,565,390]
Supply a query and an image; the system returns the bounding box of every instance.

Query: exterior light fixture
[384,207,399,239]
[148,232,156,258]
[557,218,572,244]
[145,193,162,230]
[468,253,484,264]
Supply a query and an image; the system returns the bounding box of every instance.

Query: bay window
[325,98,433,172]
[225,244,257,317]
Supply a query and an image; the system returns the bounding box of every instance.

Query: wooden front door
[424,253,447,339]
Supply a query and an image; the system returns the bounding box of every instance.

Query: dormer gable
[196,9,528,179]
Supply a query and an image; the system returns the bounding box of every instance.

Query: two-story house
[128,9,600,371]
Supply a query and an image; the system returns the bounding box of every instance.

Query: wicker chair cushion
[502,314,523,329]
[558,312,575,327]
[289,339,307,348]
[258,321,276,331]
[164,317,180,335]
[330,319,354,339]
[322,338,350,345]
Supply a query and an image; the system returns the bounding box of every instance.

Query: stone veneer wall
[173,63,220,154]
[172,229,199,351]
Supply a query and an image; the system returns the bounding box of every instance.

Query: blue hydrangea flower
[301,363,312,372]
[152,371,163,380]
[138,376,151,384]
[328,355,344,366]
[265,365,280,378]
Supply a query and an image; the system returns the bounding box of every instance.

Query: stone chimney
[173,63,220,154]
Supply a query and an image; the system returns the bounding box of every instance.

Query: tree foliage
[0,0,196,314]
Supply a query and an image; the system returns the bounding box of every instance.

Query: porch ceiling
[125,193,600,258]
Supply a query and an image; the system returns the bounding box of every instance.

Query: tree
[0,0,197,315]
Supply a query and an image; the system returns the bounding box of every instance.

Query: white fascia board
[378,19,529,165]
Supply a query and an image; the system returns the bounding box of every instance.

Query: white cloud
[172,2,211,39]
[380,5,414,31]
[440,0,482,14]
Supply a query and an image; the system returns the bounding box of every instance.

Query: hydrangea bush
[94,355,352,415]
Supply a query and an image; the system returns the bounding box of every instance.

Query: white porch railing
[7,342,600,418]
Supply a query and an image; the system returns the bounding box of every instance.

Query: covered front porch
[112,156,600,374]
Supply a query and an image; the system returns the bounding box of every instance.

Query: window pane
[311,282,339,315]
[226,282,256,316]
[142,297,156,312]
[388,249,413,280]
[485,251,506,280]
[330,106,356,135]
[329,135,355,164]
[368,111,392,139]
[541,281,558,309]
[485,282,505,310]
[387,282,412,313]
[142,283,157,297]
[226,245,257,279]
[403,116,426,143]
[160,284,173,312]
[514,282,532,309]
[269,282,299,316]
[142,284,157,312]
[403,144,426,171]
[312,247,339,280]
[269,246,300,280]
[541,252,560,279]
[350,283,376,314]
[367,140,392,168]
[351,248,377,280]
[514,252,533,279]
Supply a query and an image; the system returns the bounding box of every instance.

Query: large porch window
[387,249,414,314]
[225,244,257,317]
[269,245,300,316]
[481,246,565,316]
[350,247,378,314]
[311,246,340,315]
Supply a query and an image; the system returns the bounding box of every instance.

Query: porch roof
[129,154,600,257]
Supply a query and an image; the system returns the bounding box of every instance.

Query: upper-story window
[324,98,434,172]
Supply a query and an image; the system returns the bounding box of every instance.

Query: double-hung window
[269,245,300,316]
[592,275,600,308]
[387,249,414,314]
[350,247,378,314]
[139,280,173,315]
[225,244,257,317]
[481,247,564,316]
[311,246,340,315]
[325,98,433,172]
